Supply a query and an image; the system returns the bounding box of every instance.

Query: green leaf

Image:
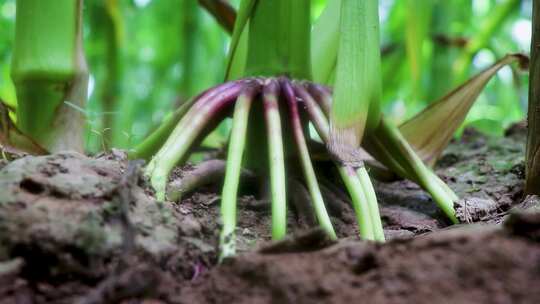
[224,0,257,80]
[311,0,341,85]
[328,0,381,164]
[400,53,528,166]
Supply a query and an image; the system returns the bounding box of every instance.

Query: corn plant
[5,0,526,260]
[127,0,525,260]
[132,0,446,257]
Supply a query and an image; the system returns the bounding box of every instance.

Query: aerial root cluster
[145,76,458,259]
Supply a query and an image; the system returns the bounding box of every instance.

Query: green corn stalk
[243,0,311,79]
[11,0,88,152]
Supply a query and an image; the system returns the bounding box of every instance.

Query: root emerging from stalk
[166,159,255,202]
[140,77,459,258]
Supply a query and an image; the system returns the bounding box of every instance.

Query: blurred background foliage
[0,0,533,153]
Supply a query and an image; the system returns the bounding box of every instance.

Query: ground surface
[0,125,539,303]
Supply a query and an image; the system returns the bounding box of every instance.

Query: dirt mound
[0,129,538,303]
[180,215,540,304]
[0,152,217,302]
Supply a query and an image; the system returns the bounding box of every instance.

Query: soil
[0,125,539,303]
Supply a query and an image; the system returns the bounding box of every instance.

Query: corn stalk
[11,0,88,152]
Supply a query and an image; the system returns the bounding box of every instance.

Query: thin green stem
[263,79,287,240]
[282,80,336,239]
[430,171,459,202]
[357,167,385,241]
[363,136,412,180]
[374,119,458,223]
[338,166,374,240]
[220,86,257,260]
[145,82,246,200]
